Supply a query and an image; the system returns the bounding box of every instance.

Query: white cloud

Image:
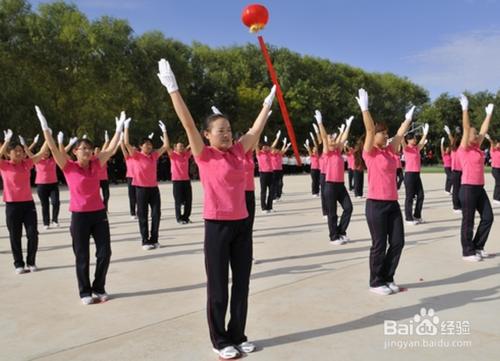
[405,30,500,97]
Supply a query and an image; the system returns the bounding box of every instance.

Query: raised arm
[478,104,494,147]
[271,130,281,150]
[0,129,13,157]
[156,120,170,156]
[417,123,429,150]
[390,106,415,150]
[123,116,135,156]
[23,138,49,164]
[28,134,39,152]
[102,131,110,152]
[97,113,125,166]
[35,106,68,169]
[460,94,470,148]
[315,110,329,154]
[355,89,375,152]
[440,137,446,157]
[339,116,354,145]
[160,125,173,156]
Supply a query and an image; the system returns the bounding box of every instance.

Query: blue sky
[29,0,500,98]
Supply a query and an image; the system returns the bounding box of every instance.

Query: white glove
[276,130,281,139]
[211,106,222,115]
[314,110,322,124]
[305,139,310,146]
[157,59,179,93]
[264,135,268,143]
[267,110,273,119]
[115,111,126,133]
[148,132,154,139]
[160,135,164,142]
[424,139,428,145]
[33,134,39,144]
[485,103,494,116]
[338,124,346,134]
[405,106,416,121]
[3,129,13,142]
[345,116,354,127]
[459,94,468,111]
[263,85,276,107]
[440,137,445,146]
[331,132,338,140]
[283,137,287,145]
[423,123,429,135]
[309,132,315,142]
[35,106,49,131]
[82,134,88,139]
[57,131,64,144]
[104,130,109,143]
[355,88,369,111]
[444,125,450,135]
[68,137,78,146]
[158,120,166,133]
[485,133,491,141]
[312,123,319,134]
[18,135,26,146]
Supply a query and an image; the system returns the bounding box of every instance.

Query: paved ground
[1,173,499,361]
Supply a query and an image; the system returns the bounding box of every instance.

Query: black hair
[73,139,94,149]
[139,138,153,146]
[405,133,417,141]
[374,123,388,133]
[7,141,23,152]
[204,113,228,131]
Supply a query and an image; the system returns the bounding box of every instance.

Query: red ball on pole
[241,4,269,33]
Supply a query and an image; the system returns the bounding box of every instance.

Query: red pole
[257,35,302,166]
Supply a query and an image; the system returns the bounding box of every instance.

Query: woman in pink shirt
[457,95,494,262]
[164,131,193,224]
[120,142,137,219]
[0,132,46,274]
[316,111,353,245]
[402,125,428,225]
[157,58,275,359]
[36,106,125,305]
[256,138,274,213]
[440,136,453,195]
[124,120,169,250]
[305,137,320,197]
[34,144,60,230]
[357,88,414,296]
[489,136,500,204]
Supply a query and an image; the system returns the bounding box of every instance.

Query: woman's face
[204,118,232,150]
[374,130,388,147]
[140,141,153,154]
[468,128,479,145]
[174,143,185,152]
[73,143,93,162]
[407,138,417,146]
[9,145,25,162]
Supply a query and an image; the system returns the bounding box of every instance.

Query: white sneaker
[81,296,94,305]
[238,341,256,353]
[28,265,38,272]
[414,218,424,224]
[51,222,59,228]
[340,235,350,243]
[369,285,393,295]
[94,292,109,302]
[476,250,490,258]
[405,220,418,225]
[323,215,328,220]
[313,194,319,198]
[453,209,462,214]
[131,215,137,220]
[462,255,482,262]
[387,282,400,293]
[261,210,267,214]
[444,191,451,195]
[43,225,49,230]
[142,244,155,251]
[153,242,161,249]
[213,346,240,359]
[15,267,26,275]
[330,239,346,246]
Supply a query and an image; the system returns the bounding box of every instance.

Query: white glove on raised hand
[82,134,88,139]
[57,131,64,144]
[309,132,315,142]
[264,135,268,143]
[485,103,494,116]
[405,106,416,121]
[267,110,273,119]
[485,133,491,141]
[276,130,281,139]
[444,125,451,135]
[68,137,78,146]
[3,129,13,142]
[441,137,445,146]
[305,139,310,147]
[211,106,222,115]
[459,94,468,111]
[18,135,26,146]
[35,106,50,131]
[314,110,322,124]
[104,130,109,143]
[148,132,154,139]
[160,136,164,142]
[33,134,39,144]
[263,85,276,107]
[283,137,287,145]
[115,111,126,133]
[345,116,354,127]
[355,88,369,112]
[157,59,179,93]
[312,123,319,134]
[338,124,346,134]
[423,123,429,135]
[158,120,167,133]
[424,139,428,145]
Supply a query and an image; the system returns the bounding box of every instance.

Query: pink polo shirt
[310,154,319,170]
[324,149,345,183]
[451,150,462,171]
[457,145,484,186]
[35,157,58,184]
[257,151,273,173]
[63,158,104,212]
[403,145,421,172]
[271,152,283,171]
[195,142,248,220]
[170,150,191,181]
[320,154,327,174]
[125,155,135,178]
[491,148,500,168]
[0,158,34,202]
[442,153,452,168]
[346,152,355,170]
[132,151,159,187]
[244,151,255,191]
[363,145,398,201]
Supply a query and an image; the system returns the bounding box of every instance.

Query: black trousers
[310,169,320,195]
[452,170,462,210]
[70,209,111,298]
[173,180,192,222]
[135,186,161,245]
[319,173,328,216]
[126,177,137,216]
[404,171,424,221]
[6,201,39,268]
[100,180,110,212]
[36,183,60,225]
[365,199,404,287]
[396,168,404,190]
[492,168,500,201]
[353,170,364,197]
[272,170,284,199]
[347,169,354,190]
[459,185,493,256]
[245,191,256,233]
[324,182,353,241]
[259,172,274,211]
[444,167,453,193]
[204,218,252,349]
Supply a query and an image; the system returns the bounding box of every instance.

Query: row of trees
[1,0,499,147]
